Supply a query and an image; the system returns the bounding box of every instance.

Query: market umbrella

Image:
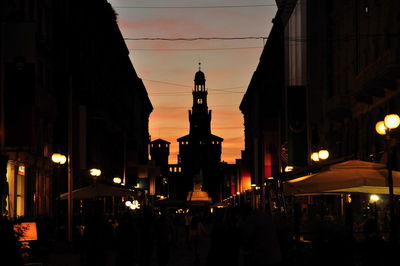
[284,160,400,195]
[59,183,137,200]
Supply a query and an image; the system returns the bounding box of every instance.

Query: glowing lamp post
[113,177,122,184]
[52,153,66,165]
[89,168,101,177]
[311,149,329,162]
[375,113,399,243]
[311,152,320,162]
[51,153,67,238]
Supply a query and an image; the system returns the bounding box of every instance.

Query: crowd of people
[27,202,285,266]
[1,200,397,266]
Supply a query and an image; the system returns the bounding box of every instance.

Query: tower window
[197,98,203,104]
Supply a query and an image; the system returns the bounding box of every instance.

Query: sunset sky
[108,0,277,163]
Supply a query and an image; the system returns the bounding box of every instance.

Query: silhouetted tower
[150,139,170,174]
[190,63,211,137]
[177,64,223,202]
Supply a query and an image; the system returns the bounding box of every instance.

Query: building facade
[0,0,153,221]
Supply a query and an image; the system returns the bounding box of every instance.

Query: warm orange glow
[14,222,38,241]
[287,174,315,183]
[264,153,273,178]
[370,194,380,203]
[375,121,387,135]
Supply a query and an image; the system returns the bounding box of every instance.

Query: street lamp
[375,113,399,243]
[89,168,101,177]
[311,149,330,162]
[370,194,380,221]
[51,153,66,238]
[51,153,66,165]
[113,177,122,184]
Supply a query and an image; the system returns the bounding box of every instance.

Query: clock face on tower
[197,98,203,104]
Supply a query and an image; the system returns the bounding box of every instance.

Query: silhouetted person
[359,218,388,266]
[189,214,206,263]
[0,218,22,266]
[274,214,295,266]
[83,202,109,266]
[155,213,172,266]
[116,212,137,266]
[207,208,240,266]
[184,211,193,245]
[138,206,155,266]
[239,203,282,266]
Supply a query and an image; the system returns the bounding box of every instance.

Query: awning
[284,160,400,195]
[59,183,137,200]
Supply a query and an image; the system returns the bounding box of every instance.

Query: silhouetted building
[240,1,296,209]
[176,66,224,202]
[150,139,170,174]
[150,139,170,196]
[241,0,400,221]
[0,0,152,220]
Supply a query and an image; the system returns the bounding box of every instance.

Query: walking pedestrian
[189,214,206,262]
[239,203,282,266]
[116,212,137,266]
[184,211,193,245]
[155,213,172,266]
[83,203,109,266]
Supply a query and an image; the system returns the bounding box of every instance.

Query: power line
[113,4,276,9]
[125,34,400,43]
[129,46,263,51]
[159,104,238,109]
[143,79,190,88]
[143,79,245,91]
[124,37,266,41]
[149,91,243,96]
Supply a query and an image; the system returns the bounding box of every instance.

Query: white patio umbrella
[284,160,400,195]
[59,183,137,200]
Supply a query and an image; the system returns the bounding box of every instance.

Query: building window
[197,98,203,104]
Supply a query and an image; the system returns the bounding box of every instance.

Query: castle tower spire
[190,64,210,135]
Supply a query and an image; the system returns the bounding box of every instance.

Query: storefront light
[370,194,380,203]
[284,166,294,172]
